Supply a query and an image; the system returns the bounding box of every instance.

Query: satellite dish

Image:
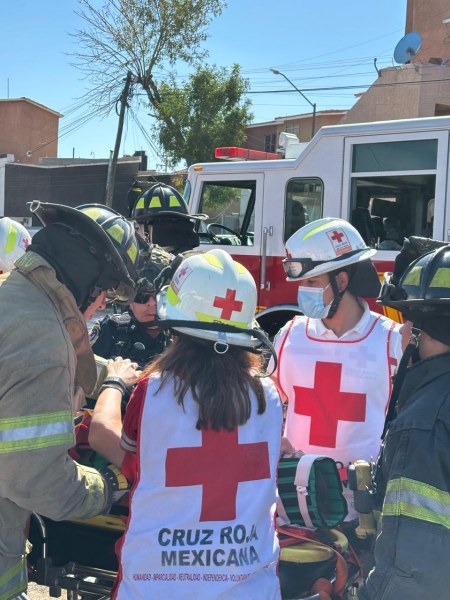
[394,32,422,64]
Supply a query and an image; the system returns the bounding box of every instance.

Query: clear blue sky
[0,0,406,168]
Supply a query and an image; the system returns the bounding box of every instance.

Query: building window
[284,123,299,136]
[264,133,276,153]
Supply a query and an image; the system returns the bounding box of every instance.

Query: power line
[246,76,450,94]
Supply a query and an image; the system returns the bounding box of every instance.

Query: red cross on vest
[213,288,243,320]
[330,230,344,243]
[165,428,270,521]
[294,361,366,447]
[178,266,189,277]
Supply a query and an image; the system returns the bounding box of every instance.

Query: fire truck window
[197,181,256,246]
[350,174,436,246]
[285,178,323,241]
[352,140,438,172]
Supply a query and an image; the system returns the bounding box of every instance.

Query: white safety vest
[114,374,283,600]
[276,314,400,519]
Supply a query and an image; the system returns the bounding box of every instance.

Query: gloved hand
[100,463,130,504]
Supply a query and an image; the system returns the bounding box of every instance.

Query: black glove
[100,463,130,504]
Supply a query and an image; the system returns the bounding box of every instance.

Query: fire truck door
[194,174,264,297]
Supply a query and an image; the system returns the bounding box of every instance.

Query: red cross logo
[165,429,270,521]
[178,266,189,277]
[213,288,243,320]
[294,361,366,447]
[330,230,344,243]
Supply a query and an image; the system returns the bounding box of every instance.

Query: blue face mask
[297,283,333,319]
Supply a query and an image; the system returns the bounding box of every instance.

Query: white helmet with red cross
[0,217,32,273]
[283,217,376,281]
[157,248,259,347]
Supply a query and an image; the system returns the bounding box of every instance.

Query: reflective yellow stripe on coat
[383,477,450,530]
[0,410,74,453]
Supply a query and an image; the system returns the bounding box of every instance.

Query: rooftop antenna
[393,31,422,64]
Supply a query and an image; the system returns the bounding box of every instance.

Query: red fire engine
[185,116,449,335]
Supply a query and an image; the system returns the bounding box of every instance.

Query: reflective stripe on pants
[0,556,27,600]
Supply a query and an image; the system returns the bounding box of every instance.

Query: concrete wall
[4,160,140,222]
[341,63,450,124]
[0,99,60,164]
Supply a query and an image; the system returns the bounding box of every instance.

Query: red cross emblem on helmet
[213,288,243,320]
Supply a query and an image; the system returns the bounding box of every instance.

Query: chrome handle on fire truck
[260,226,273,290]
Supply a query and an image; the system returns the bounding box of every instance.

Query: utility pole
[105,70,132,207]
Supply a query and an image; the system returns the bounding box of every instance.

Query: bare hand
[280,436,305,459]
[106,357,142,387]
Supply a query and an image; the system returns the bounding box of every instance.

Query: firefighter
[0,202,140,600]
[126,178,143,218]
[359,243,450,600]
[88,249,283,598]
[272,217,402,520]
[0,217,31,274]
[90,244,173,369]
[131,182,207,254]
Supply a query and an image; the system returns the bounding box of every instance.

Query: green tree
[155,64,253,166]
[72,0,226,115]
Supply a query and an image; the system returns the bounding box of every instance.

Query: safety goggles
[133,291,156,304]
[282,257,326,279]
[283,249,364,279]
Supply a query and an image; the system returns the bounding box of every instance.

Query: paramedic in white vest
[89,248,283,599]
[272,218,402,519]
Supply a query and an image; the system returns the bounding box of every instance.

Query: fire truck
[185,116,449,335]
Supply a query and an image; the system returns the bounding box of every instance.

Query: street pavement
[28,583,52,599]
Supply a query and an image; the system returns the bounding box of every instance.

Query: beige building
[245,110,348,153]
[342,0,450,124]
[0,98,62,164]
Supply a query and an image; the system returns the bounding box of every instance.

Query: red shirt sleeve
[120,378,149,484]
[121,451,137,484]
[121,377,148,453]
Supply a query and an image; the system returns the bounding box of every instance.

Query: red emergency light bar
[215,147,280,161]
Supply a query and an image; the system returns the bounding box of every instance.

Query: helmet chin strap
[325,273,346,319]
[151,319,278,376]
[381,327,420,438]
[80,285,103,313]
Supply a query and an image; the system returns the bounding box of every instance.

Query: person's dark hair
[142,336,266,430]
